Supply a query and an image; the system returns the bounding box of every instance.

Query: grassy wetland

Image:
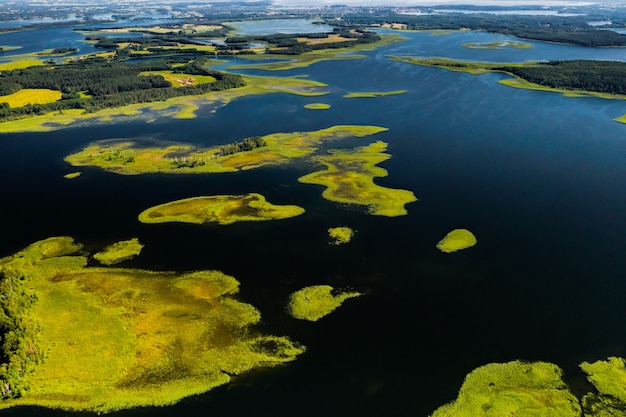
[328,227,354,245]
[287,285,361,322]
[436,229,477,253]
[0,237,304,412]
[138,194,305,225]
[430,361,581,417]
[65,125,388,175]
[93,238,144,265]
[298,141,417,217]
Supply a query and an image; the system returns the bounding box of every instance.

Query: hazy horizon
[271,0,599,6]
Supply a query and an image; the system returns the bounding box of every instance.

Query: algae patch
[63,172,81,179]
[93,238,144,265]
[287,285,361,322]
[304,103,331,110]
[138,193,305,225]
[0,237,304,413]
[298,141,417,217]
[328,226,354,245]
[430,360,581,417]
[65,126,388,175]
[436,229,477,253]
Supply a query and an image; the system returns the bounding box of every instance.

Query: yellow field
[0,88,62,107]
[0,59,45,70]
[139,70,216,87]
[296,34,356,45]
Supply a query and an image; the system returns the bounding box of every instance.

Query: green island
[287,285,361,322]
[65,125,388,175]
[93,238,144,265]
[328,227,354,245]
[461,41,533,49]
[436,229,477,253]
[63,172,81,179]
[0,237,304,412]
[304,103,331,110]
[390,56,626,101]
[429,360,582,417]
[342,90,407,98]
[298,141,417,217]
[580,357,626,416]
[138,193,305,225]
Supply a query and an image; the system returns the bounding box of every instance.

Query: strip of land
[391,56,626,99]
[343,90,407,98]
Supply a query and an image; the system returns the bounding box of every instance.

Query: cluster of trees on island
[219,136,267,156]
[0,56,245,121]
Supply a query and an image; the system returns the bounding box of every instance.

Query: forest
[498,60,626,95]
[0,57,245,121]
[331,12,626,47]
[0,269,44,399]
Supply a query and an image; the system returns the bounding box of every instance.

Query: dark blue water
[2,29,626,416]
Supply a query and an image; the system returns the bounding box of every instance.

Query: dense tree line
[498,60,626,95]
[0,269,45,399]
[0,56,245,121]
[331,12,626,47]
[220,136,267,156]
[50,47,78,54]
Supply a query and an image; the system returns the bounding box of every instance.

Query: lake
[2,27,626,417]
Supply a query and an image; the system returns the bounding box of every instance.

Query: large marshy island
[138,194,305,225]
[65,125,388,174]
[0,237,304,412]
